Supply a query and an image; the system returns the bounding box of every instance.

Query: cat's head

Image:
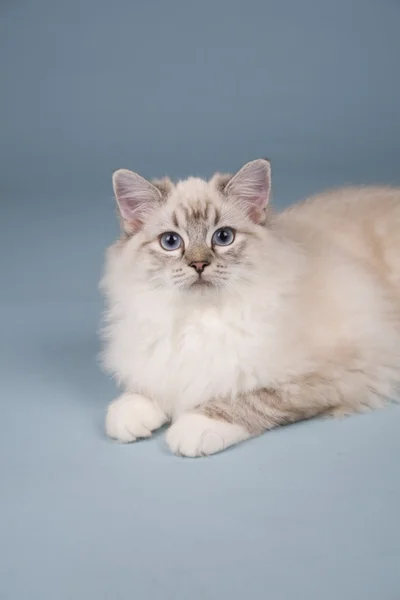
[111,159,271,292]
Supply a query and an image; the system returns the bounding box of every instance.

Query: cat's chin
[191,278,213,288]
[183,278,216,292]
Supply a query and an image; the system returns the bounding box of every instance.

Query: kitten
[101,159,400,457]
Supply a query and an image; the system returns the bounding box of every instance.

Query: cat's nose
[190,261,210,274]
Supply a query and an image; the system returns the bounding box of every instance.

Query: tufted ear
[112,169,162,234]
[224,159,271,223]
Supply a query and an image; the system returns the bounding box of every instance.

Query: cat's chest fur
[107,292,283,416]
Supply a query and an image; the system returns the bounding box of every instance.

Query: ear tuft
[151,176,174,197]
[112,169,162,234]
[224,159,271,223]
[211,172,233,193]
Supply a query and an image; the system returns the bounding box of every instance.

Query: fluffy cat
[101,159,400,457]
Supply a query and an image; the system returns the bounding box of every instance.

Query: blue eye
[160,232,183,251]
[212,227,235,246]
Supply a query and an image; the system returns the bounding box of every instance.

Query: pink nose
[190,261,210,274]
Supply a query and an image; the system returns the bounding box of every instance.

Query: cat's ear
[224,159,271,223]
[112,169,162,234]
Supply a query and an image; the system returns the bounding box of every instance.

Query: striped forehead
[168,178,222,230]
[172,201,220,228]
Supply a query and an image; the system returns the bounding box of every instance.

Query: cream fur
[101,165,400,457]
[166,414,249,457]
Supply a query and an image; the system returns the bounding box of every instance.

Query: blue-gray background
[1,1,399,599]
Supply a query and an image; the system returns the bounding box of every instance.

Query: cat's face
[112,159,271,292]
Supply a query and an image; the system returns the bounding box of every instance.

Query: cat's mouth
[190,277,213,288]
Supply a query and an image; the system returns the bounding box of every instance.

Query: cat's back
[278,185,400,230]
[276,186,400,286]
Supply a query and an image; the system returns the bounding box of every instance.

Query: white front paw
[166,413,249,457]
[106,393,167,443]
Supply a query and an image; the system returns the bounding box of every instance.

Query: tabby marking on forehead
[213,208,221,227]
[171,211,179,229]
[182,201,212,223]
[171,201,221,231]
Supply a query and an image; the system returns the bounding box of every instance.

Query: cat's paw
[166,413,249,457]
[106,393,167,443]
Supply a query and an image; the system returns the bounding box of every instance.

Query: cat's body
[102,161,400,456]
